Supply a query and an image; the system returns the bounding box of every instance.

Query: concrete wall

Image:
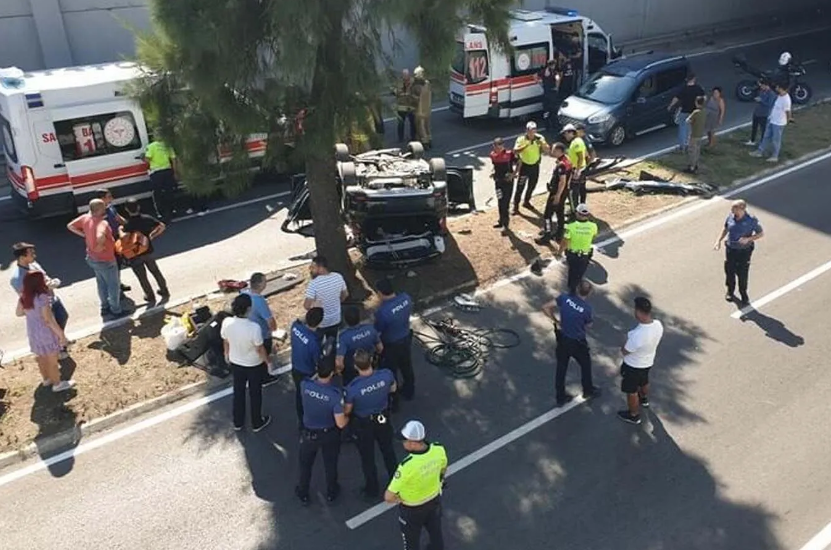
[0,0,825,71]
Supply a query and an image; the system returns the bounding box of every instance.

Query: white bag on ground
[161,318,188,351]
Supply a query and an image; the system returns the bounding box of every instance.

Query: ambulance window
[53,111,141,162]
[452,42,466,75]
[0,115,17,164]
[466,50,489,84]
[511,43,549,77]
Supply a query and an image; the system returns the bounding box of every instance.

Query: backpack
[115,231,150,259]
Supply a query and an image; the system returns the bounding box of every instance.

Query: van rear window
[54,111,141,162]
[1,115,18,164]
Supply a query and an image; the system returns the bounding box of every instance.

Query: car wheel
[339,161,358,186]
[608,125,626,147]
[334,143,350,162]
[428,158,446,182]
[407,141,424,160]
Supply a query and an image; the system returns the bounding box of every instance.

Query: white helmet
[778,52,792,66]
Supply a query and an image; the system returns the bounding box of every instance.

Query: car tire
[607,125,626,147]
[334,143,350,162]
[429,158,446,182]
[339,162,358,186]
[407,141,424,160]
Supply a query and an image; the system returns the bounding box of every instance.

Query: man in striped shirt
[304,256,348,339]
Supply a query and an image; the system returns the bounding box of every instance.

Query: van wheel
[608,125,626,147]
[334,143,350,162]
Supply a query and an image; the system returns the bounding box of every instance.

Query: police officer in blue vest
[295,359,348,506]
[290,307,323,427]
[337,306,384,385]
[374,278,414,405]
[543,280,601,407]
[345,349,398,500]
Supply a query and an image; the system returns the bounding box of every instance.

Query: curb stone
[2,111,829,473]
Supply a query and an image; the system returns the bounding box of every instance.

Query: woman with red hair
[15,271,76,392]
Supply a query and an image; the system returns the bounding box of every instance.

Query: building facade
[0,0,825,71]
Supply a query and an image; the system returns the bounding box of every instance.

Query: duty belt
[359,411,390,424]
[567,249,592,256]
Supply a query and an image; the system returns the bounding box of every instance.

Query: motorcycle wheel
[735,80,757,102]
[792,82,812,104]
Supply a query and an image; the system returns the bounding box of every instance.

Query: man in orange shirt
[67,199,127,318]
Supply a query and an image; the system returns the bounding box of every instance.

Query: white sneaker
[59,350,69,360]
[766,156,779,163]
[52,380,76,393]
[749,151,763,158]
[744,140,755,146]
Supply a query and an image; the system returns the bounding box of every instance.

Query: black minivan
[558,52,691,147]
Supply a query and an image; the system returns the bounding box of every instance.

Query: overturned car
[282,141,475,267]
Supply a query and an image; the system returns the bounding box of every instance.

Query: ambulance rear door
[48,100,150,205]
[449,33,491,118]
[507,40,549,118]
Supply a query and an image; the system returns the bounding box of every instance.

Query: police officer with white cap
[385,420,448,550]
[560,203,598,294]
[345,349,398,500]
[295,359,348,506]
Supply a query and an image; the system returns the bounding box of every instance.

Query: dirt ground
[2,102,828,452]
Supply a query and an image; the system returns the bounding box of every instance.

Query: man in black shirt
[536,59,560,130]
[121,199,170,304]
[536,143,573,246]
[489,137,517,234]
[558,53,576,103]
[667,73,705,152]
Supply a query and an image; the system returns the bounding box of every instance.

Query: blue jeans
[86,258,122,314]
[757,123,784,158]
[677,111,692,149]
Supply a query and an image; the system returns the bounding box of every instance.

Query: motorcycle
[732,54,813,104]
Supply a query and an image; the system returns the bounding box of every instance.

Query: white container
[161,321,188,351]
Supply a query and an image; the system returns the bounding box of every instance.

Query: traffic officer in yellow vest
[393,69,416,143]
[512,121,550,214]
[412,66,432,149]
[142,133,178,221]
[560,203,598,294]
[385,420,448,550]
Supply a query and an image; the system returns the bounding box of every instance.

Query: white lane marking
[345,396,585,530]
[685,25,831,59]
[1,134,828,485]
[171,191,290,223]
[731,259,831,319]
[0,363,293,489]
[799,520,831,550]
[382,105,450,123]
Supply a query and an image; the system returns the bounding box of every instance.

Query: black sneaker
[233,424,244,432]
[739,294,750,306]
[493,223,503,229]
[616,410,642,425]
[639,395,650,408]
[295,486,310,506]
[583,387,602,400]
[252,415,272,433]
[120,284,132,292]
[158,289,170,298]
[725,292,735,302]
[535,234,552,245]
[556,394,575,407]
[326,484,341,503]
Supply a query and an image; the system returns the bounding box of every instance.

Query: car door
[586,32,611,75]
[625,73,660,134]
[446,166,475,209]
[653,65,689,126]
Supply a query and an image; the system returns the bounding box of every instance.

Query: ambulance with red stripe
[0,63,268,218]
[449,7,619,119]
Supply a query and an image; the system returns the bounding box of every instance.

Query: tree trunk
[303,0,359,293]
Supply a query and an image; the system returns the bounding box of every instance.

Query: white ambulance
[0,63,268,218]
[449,7,620,119]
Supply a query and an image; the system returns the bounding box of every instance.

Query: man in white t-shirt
[304,255,348,339]
[221,294,272,433]
[750,83,792,163]
[618,297,664,425]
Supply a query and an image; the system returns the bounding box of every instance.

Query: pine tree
[133,0,515,287]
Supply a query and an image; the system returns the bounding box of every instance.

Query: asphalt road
[1,153,830,549]
[1,25,830,354]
